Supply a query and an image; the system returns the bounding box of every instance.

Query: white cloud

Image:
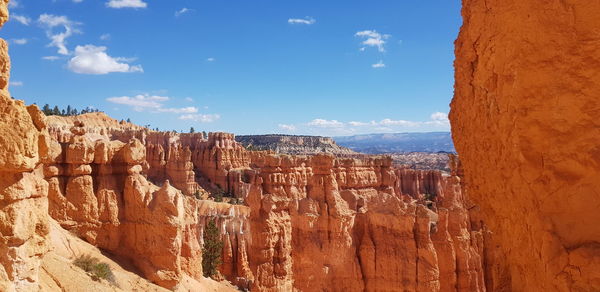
[106,0,147,8]
[288,17,316,25]
[278,124,296,131]
[307,119,344,128]
[175,8,193,17]
[206,57,215,62]
[11,14,31,25]
[72,0,84,3]
[355,30,390,52]
[185,97,194,102]
[38,14,80,55]
[179,114,221,123]
[279,112,450,136]
[106,94,201,115]
[157,107,198,114]
[10,81,23,87]
[68,45,143,74]
[107,94,168,111]
[379,119,419,127]
[100,33,111,41]
[11,38,27,45]
[427,112,450,126]
[42,56,60,61]
[8,0,19,8]
[430,112,448,121]
[372,61,385,68]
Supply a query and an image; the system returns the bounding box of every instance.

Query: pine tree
[126,118,131,123]
[52,106,60,116]
[66,105,72,116]
[190,127,195,133]
[42,104,51,115]
[202,219,223,278]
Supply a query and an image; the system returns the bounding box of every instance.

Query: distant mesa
[235,134,357,156]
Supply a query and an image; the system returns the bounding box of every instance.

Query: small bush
[202,219,223,278]
[73,255,116,284]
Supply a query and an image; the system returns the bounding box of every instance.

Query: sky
[3,0,462,136]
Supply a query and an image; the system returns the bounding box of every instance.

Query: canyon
[3,0,599,291]
[0,2,487,287]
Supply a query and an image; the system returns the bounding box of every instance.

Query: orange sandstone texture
[0,1,51,290]
[451,0,600,291]
[43,113,487,291]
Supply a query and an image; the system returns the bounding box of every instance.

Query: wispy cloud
[355,30,390,52]
[307,119,344,128]
[278,124,296,131]
[38,14,80,55]
[68,45,143,74]
[179,114,221,123]
[372,61,385,68]
[206,57,215,62]
[106,94,200,114]
[106,0,147,9]
[100,33,111,41]
[8,0,19,8]
[11,14,31,25]
[175,8,193,17]
[42,56,60,61]
[10,81,23,87]
[11,38,28,45]
[277,113,450,136]
[288,16,316,25]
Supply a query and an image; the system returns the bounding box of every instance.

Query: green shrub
[194,190,202,200]
[202,219,223,278]
[73,255,116,284]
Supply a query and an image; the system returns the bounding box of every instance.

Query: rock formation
[0,2,50,290]
[236,134,357,155]
[0,1,491,291]
[451,1,600,291]
[40,113,488,291]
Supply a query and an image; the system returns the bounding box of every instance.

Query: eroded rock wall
[43,115,487,291]
[451,1,600,291]
[0,2,51,291]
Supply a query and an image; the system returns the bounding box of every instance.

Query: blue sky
[3,0,461,136]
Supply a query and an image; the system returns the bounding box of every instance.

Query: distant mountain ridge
[334,132,455,154]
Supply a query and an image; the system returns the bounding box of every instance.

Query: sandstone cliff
[0,1,490,290]
[451,1,600,291]
[40,112,487,291]
[0,2,49,290]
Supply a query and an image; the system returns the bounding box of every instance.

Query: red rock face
[451,1,600,291]
[42,116,487,291]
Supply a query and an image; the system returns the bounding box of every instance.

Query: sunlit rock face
[0,2,51,290]
[43,112,486,291]
[451,0,600,291]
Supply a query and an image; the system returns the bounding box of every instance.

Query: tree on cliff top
[202,219,223,278]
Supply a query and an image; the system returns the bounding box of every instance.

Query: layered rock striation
[42,113,488,291]
[451,0,600,291]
